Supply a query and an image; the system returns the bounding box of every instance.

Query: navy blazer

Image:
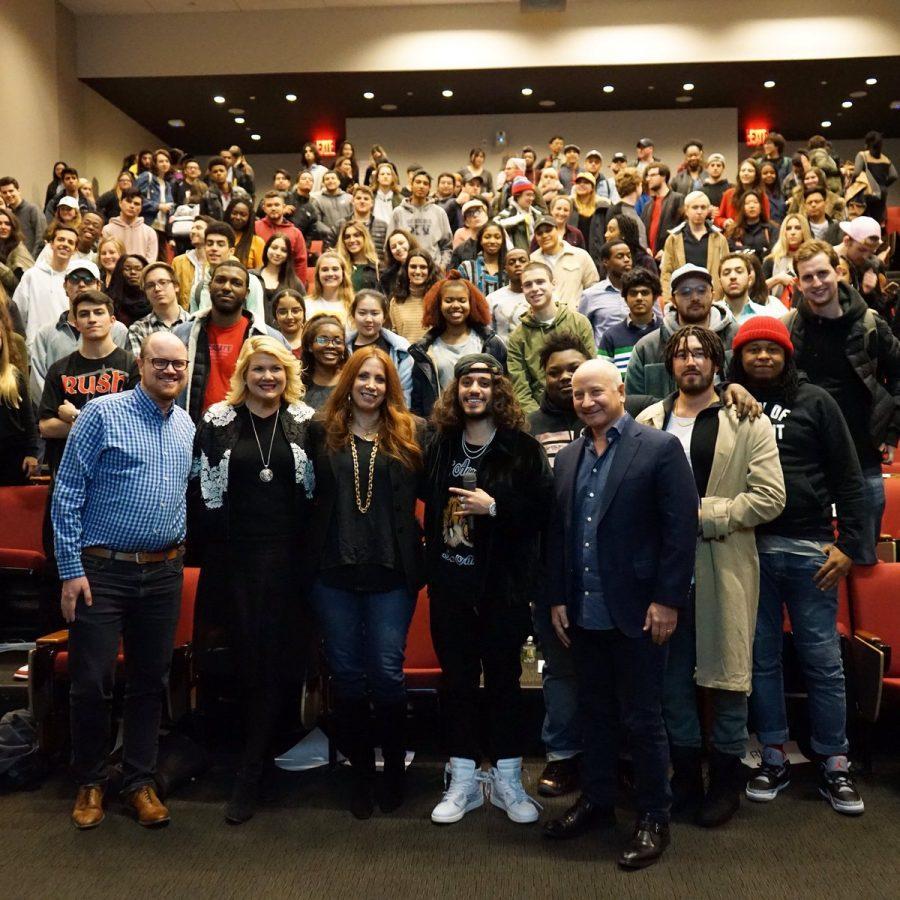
[547,415,698,638]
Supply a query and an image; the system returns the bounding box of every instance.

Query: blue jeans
[750,551,849,757]
[857,474,886,565]
[309,579,415,705]
[69,553,182,791]
[663,612,749,757]
[532,603,581,760]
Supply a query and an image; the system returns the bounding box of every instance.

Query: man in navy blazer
[543,358,697,870]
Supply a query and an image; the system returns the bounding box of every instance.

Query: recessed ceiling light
[682,82,694,91]
[842,100,853,108]
[602,85,614,93]
[866,77,878,86]
[441,89,454,98]
[213,95,225,104]
[821,120,832,127]
[648,85,655,91]
[285,93,297,102]
[381,103,398,111]
[763,80,776,88]
[676,95,693,103]
[521,87,533,96]
[227,107,244,115]
[250,133,261,141]
[538,99,556,108]
[850,90,867,99]
[820,80,828,86]
[363,91,375,100]
[892,101,900,110]
[234,117,245,124]
[167,119,185,128]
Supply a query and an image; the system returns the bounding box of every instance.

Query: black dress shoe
[543,795,615,840]
[538,757,581,798]
[617,816,670,869]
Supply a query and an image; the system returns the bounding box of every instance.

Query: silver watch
[488,501,497,517]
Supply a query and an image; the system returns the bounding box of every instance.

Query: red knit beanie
[732,316,794,355]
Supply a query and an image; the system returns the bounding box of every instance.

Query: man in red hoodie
[253,190,308,283]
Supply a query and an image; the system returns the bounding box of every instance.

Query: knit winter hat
[732,316,794,356]
[511,177,536,196]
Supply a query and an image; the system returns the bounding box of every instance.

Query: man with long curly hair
[422,353,553,827]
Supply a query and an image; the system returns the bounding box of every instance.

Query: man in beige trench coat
[637,323,785,829]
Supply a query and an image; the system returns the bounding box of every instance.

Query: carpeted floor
[3,751,900,900]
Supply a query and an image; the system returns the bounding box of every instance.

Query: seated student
[507,261,596,415]
[39,290,139,478]
[409,272,506,418]
[345,289,412,405]
[726,317,867,816]
[271,288,305,359]
[0,313,38,485]
[598,267,663,373]
[578,240,632,346]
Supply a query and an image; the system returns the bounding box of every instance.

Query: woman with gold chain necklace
[306,346,424,820]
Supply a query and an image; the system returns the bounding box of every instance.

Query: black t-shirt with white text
[437,444,482,595]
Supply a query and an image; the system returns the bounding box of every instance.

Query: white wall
[74,0,900,78]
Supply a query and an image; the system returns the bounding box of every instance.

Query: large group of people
[0,127,897,871]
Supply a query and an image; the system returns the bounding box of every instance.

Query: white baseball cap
[839,216,881,243]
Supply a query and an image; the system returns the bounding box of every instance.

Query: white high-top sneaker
[431,757,484,824]
[489,758,541,824]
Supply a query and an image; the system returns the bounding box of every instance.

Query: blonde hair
[767,213,813,263]
[225,335,305,406]
[337,221,379,274]
[311,250,355,311]
[0,315,22,409]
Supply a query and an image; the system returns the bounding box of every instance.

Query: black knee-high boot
[334,696,375,819]
[376,701,408,813]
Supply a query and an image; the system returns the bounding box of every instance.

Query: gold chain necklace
[350,434,379,514]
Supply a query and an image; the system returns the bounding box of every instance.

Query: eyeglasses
[673,348,708,362]
[276,307,304,317]
[674,285,711,300]
[313,336,345,347]
[148,358,188,372]
[65,273,96,285]
[144,278,174,291]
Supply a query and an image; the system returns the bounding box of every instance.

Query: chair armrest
[36,630,70,646]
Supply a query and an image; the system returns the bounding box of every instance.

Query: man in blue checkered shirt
[52,331,194,831]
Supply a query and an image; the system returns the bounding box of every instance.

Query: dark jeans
[309,579,415,705]
[571,626,671,824]
[430,596,531,763]
[69,554,182,791]
[750,550,848,757]
[858,473,886,565]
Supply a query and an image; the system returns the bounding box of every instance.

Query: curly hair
[431,371,526,433]
[421,270,492,332]
[321,346,421,471]
[727,342,800,406]
[664,325,725,377]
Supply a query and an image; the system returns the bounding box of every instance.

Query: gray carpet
[2,755,900,899]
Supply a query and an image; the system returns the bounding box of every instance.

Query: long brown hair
[431,372,526,433]
[321,346,421,470]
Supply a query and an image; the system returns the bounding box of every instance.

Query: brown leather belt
[83,545,184,564]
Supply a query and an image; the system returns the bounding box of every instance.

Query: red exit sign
[316,138,336,157]
[745,127,769,147]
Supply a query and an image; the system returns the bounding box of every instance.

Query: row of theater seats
[1,480,898,757]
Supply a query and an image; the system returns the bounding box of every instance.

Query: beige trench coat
[637,402,786,693]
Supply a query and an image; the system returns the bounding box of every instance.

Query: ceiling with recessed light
[82,56,898,154]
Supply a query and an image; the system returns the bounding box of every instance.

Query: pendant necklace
[249,408,279,482]
[460,428,496,469]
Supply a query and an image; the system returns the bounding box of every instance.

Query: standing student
[488,249,529,343]
[388,250,439,344]
[0,313,38,484]
[271,288,306,359]
[299,314,348,411]
[305,251,354,321]
[598,267,663,373]
[306,348,423,818]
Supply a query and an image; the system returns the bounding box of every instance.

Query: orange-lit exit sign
[316,138,336,156]
[745,127,768,147]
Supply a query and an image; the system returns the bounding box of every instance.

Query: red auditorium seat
[848,563,900,699]
[404,587,441,690]
[0,484,48,573]
[30,566,201,756]
[782,577,852,638]
[880,476,900,539]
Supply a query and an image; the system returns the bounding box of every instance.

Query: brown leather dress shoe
[72,785,105,830]
[125,784,170,828]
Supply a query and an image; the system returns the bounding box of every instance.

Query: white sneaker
[431,758,485,824]
[489,758,541,824]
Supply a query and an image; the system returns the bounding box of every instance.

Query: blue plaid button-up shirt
[51,385,195,580]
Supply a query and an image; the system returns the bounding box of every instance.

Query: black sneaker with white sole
[819,763,865,816]
[746,757,791,802]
